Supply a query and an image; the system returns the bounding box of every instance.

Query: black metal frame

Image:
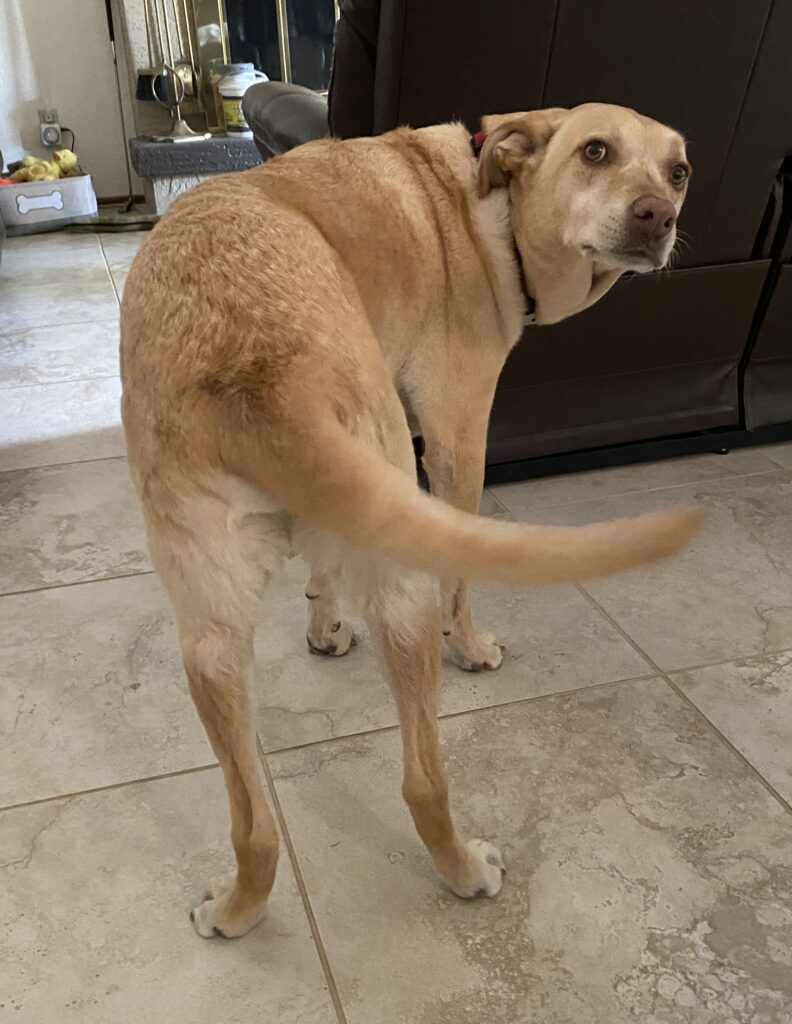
[484,421,792,485]
[737,157,792,423]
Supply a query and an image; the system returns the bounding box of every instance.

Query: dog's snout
[631,195,677,240]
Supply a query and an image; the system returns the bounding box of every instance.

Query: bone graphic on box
[16,190,64,215]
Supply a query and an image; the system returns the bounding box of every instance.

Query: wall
[0,0,139,198]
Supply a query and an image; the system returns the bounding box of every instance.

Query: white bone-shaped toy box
[0,175,97,236]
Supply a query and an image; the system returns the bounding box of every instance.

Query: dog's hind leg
[421,407,504,673]
[180,617,278,937]
[146,485,284,939]
[304,567,356,657]
[365,571,505,898]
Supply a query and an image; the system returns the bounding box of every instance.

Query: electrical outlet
[38,108,61,148]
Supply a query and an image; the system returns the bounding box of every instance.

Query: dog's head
[479,103,690,289]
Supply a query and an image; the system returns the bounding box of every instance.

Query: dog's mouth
[622,246,666,271]
[587,245,669,273]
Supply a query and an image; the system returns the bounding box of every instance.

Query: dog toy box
[0,174,97,236]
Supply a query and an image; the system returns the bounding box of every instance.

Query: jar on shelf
[213,63,268,135]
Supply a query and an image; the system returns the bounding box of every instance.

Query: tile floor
[2,230,791,1024]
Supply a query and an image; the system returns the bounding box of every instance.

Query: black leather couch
[243,0,792,481]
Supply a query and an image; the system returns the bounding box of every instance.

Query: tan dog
[120,103,699,938]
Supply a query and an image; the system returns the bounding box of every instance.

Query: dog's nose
[632,195,677,240]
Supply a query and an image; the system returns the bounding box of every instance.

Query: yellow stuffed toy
[53,149,78,173]
[8,150,80,182]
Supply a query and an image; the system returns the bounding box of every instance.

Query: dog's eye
[583,140,607,162]
[670,164,689,187]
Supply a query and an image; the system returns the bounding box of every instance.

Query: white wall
[0,0,139,198]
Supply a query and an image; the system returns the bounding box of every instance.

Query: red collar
[470,129,488,157]
[470,131,536,324]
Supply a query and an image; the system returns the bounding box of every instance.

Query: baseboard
[97,195,146,206]
[484,421,792,484]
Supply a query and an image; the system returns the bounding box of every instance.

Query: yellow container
[218,66,268,134]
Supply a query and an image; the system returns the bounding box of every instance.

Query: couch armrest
[242,82,329,159]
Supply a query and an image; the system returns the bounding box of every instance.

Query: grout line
[257,737,349,1024]
[0,568,154,600]
[97,243,122,307]
[443,671,655,721]
[0,452,128,478]
[483,486,509,515]
[259,671,659,760]
[108,274,122,306]
[0,761,218,815]
[494,466,782,517]
[0,372,120,393]
[661,673,792,816]
[656,645,792,677]
[264,723,401,758]
[0,313,117,337]
[0,315,119,335]
[762,452,792,471]
[574,583,792,816]
[96,240,136,304]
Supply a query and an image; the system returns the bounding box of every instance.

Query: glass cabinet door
[224,0,283,80]
[280,0,336,90]
[223,0,336,89]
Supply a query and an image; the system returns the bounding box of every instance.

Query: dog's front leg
[422,413,503,672]
[365,572,504,896]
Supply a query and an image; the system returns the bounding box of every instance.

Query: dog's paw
[190,879,267,939]
[307,619,356,657]
[445,631,503,672]
[445,839,505,898]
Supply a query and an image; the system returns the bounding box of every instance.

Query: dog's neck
[470,130,623,326]
[519,244,623,326]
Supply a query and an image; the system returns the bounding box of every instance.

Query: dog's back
[121,128,701,592]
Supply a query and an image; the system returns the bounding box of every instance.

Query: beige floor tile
[479,487,505,515]
[0,771,337,1024]
[0,320,120,388]
[0,458,149,594]
[514,469,792,670]
[759,441,792,469]
[0,233,107,285]
[100,231,147,298]
[0,376,124,471]
[98,230,148,273]
[673,649,792,804]
[0,526,645,787]
[110,267,129,298]
[492,449,778,514]
[255,558,648,751]
[0,274,118,332]
[0,574,216,806]
[270,679,792,1024]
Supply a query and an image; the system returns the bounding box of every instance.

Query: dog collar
[470,131,536,326]
[470,129,488,158]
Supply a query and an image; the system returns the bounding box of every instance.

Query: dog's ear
[477,108,570,198]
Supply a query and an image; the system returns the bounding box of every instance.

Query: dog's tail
[235,420,703,586]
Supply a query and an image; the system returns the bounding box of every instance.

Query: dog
[120,103,700,938]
